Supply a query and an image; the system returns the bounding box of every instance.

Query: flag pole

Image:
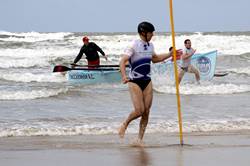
[169,0,184,145]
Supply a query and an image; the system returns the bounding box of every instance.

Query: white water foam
[83,33,250,56]
[0,32,250,70]
[154,83,250,95]
[0,48,75,68]
[1,118,249,137]
[0,31,72,42]
[1,32,250,57]
[153,33,250,55]
[147,118,250,133]
[0,72,66,83]
[0,88,68,100]
[228,67,250,75]
[0,48,73,58]
[0,57,50,68]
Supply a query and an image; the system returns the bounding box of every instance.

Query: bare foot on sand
[118,123,126,138]
[130,138,145,147]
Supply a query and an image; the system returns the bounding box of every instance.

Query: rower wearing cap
[72,36,108,68]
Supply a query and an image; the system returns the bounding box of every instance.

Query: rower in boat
[72,36,108,69]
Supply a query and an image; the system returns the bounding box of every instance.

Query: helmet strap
[142,32,149,46]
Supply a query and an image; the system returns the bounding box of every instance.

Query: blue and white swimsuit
[124,39,155,91]
[125,39,155,81]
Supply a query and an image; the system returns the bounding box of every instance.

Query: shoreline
[1,133,250,166]
[1,132,249,149]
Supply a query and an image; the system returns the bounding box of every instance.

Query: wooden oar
[71,64,128,68]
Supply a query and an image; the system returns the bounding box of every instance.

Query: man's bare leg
[194,70,200,83]
[118,82,145,138]
[178,69,185,85]
[190,65,200,83]
[138,82,153,141]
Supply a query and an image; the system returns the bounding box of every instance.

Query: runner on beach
[118,21,173,144]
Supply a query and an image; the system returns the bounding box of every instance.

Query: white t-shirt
[181,47,193,68]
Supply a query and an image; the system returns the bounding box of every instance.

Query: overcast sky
[1,0,249,32]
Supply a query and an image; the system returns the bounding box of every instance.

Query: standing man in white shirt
[178,39,200,84]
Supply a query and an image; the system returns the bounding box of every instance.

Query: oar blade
[214,72,229,77]
[53,65,71,72]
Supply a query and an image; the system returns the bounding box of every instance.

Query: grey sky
[0,0,249,32]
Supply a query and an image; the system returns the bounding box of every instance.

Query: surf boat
[53,65,126,84]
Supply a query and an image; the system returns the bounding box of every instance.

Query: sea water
[0,31,250,137]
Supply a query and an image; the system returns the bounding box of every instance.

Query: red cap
[82,36,89,42]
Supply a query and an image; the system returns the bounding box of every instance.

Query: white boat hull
[66,69,122,84]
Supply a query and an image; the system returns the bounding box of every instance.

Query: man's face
[83,40,89,45]
[185,41,191,49]
[146,32,154,41]
[141,32,154,41]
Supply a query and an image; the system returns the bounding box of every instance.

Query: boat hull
[66,69,122,84]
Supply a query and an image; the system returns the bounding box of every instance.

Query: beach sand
[1,132,250,166]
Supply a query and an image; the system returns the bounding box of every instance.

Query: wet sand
[1,132,250,166]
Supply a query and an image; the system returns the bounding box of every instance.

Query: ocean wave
[0,48,74,68]
[0,31,73,42]
[0,118,249,137]
[148,118,250,133]
[0,47,75,58]
[154,83,250,95]
[227,67,250,76]
[0,32,250,57]
[153,33,250,55]
[0,58,50,68]
[0,88,68,100]
[0,72,66,83]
